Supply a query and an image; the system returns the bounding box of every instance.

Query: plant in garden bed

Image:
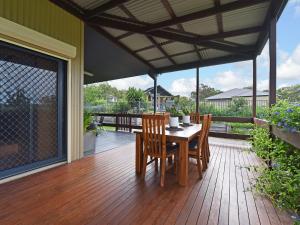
[268,100,300,132]
[250,101,300,223]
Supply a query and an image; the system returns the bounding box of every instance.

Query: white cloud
[277,44,300,81]
[170,77,196,97]
[107,75,153,90]
[204,71,252,91]
[257,79,269,90]
[290,0,300,16]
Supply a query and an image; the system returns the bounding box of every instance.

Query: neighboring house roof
[144,85,173,97]
[206,88,268,100]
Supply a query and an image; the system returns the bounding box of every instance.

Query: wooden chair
[155,112,170,125]
[116,113,132,132]
[190,112,200,124]
[188,114,209,178]
[205,114,212,160]
[142,114,178,187]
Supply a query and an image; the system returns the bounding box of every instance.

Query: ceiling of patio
[50,0,287,84]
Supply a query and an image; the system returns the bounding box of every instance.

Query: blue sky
[108,1,300,96]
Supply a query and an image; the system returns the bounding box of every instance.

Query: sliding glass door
[0,40,67,179]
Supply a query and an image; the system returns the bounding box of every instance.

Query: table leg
[178,140,189,186]
[135,133,143,174]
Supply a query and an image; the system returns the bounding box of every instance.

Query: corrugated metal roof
[120,34,153,50]
[223,2,269,31]
[123,0,171,23]
[162,42,195,55]
[225,33,260,46]
[206,88,268,100]
[61,0,288,82]
[172,52,199,64]
[102,26,128,37]
[150,58,173,68]
[182,15,218,35]
[106,7,131,18]
[200,49,231,60]
[137,48,164,60]
[170,0,214,17]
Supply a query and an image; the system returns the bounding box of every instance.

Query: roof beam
[214,0,224,33]
[157,55,253,74]
[86,0,131,19]
[144,0,270,32]
[148,47,208,62]
[118,4,177,65]
[90,16,255,55]
[160,0,202,60]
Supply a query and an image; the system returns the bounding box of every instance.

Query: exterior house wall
[0,0,84,161]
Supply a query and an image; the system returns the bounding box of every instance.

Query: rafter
[214,0,223,33]
[157,54,253,74]
[160,0,202,61]
[144,0,269,32]
[134,40,174,53]
[118,4,177,65]
[148,47,208,62]
[86,0,131,19]
[90,16,255,55]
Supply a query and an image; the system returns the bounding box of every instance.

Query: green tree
[126,87,147,106]
[174,96,194,111]
[84,83,124,106]
[277,84,300,102]
[191,84,222,101]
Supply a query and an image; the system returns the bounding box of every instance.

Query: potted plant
[167,107,182,128]
[83,110,97,154]
[182,107,191,124]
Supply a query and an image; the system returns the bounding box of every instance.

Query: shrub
[268,100,300,132]
[250,100,300,219]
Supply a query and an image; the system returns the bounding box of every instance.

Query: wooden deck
[0,139,293,225]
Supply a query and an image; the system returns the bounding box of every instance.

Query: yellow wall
[0,0,84,161]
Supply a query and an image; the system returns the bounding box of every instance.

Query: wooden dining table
[135,124,202,186]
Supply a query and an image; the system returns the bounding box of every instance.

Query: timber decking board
[0,140,293,225]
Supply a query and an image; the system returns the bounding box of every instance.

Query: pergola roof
[50,0,287,84]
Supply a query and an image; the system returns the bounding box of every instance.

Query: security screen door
[0,40,67,179]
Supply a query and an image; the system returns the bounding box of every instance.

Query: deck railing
[254,118,300,149]
[93,113,254,140]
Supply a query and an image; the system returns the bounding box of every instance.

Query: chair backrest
[207,114,212,133]
[116,113,132,132]
[197,114,209,156]
[142,114,166,158]
[155,112,170,125]
[190,112,200,124]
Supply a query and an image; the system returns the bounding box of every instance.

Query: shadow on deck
[0,136,293,225]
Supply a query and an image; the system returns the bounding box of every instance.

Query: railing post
[196,67,200,113]
[153,74,158,113]
[252,58,257,118]
[269,16,276,107]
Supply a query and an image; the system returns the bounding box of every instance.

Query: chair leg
[142,154,148,179]
[160,158,166,187]
[196,157,203,179]
[202,152,208,171]
[155,158,158,172]
[168,156,173,165]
